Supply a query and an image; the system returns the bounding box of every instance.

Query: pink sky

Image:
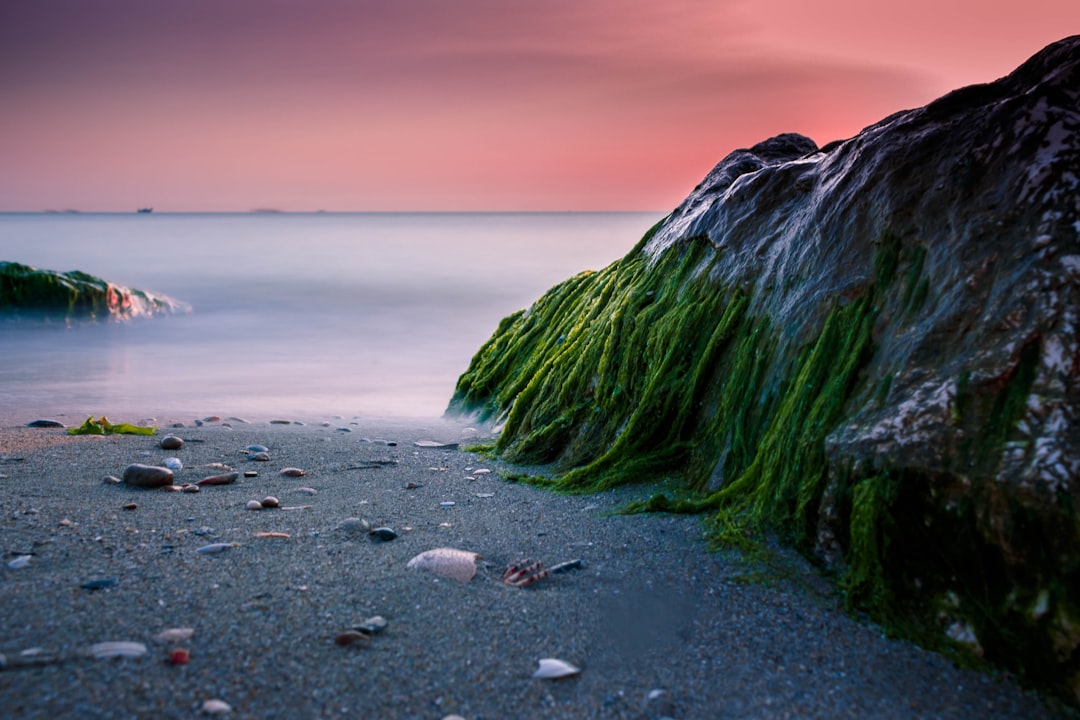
[1,1,1077,212]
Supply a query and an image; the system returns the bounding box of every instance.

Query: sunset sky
[1,1,1077,212]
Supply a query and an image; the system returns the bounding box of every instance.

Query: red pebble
[169,648,190,665]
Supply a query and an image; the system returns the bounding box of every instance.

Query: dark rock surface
[449,36,1080,705]
[0,261,189,320]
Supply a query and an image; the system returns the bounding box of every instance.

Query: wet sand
[0,413,1061,719]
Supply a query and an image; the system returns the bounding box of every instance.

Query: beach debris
[532,658,581,680]
[248,451,270,462]
[69,416,156,436]
[197,471,239,486]
[280,467,306,477]
[414,440,459,449]
[503,559,549,587]
[243,470,258,478]
[333,630,371,647]
[8,555,31,570]
[255,531,290,539]
[88,641,147,659]
[181,484,200,493]
[168,648,190,665]
[159,435,184,450]
[201,698,232,715]
[353,615,388,634]
[260,495,280,508]
[406,547,482,583]
[122,463,174,488]
[154,627,194,643]
[164,457,183,471]
[27,419,65,428]
[336,517,371,535]
[81,578,117,590]
[122,502,137,511]
[197,543,236,555]
[368,527,397,542]
[246,500,264,511]
[550,559,585,574]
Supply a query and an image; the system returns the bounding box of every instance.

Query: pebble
[248,452,270,462]
[203,416,221,422]
[336,517,371,535]
[270,419,292,425]
[197,543,235,555]
[404,481,421,489]
[89,641,147,659]
[122,503,137,511]
[294,487,318,495]
[440,501,456,507]
[159,435,184,450]
[368,527,397,542]
[122,463,174,488]
[81,578,118,590]
[279,467,306,477]
[353,615,388,634]
[473,468,492,475]
[261,495,280,508]
[164,457,183,470]
[202,699,231,715]
[228,417,250,424]
[181,484,200,493]
[154,627,194,643]
[197,472,240,486]
[27,419,65,428]
[336,427,352,433]
[246,500,264,511]
[169,648,190,665]
[533,657,581,679]
[243,470,258,478]
[8,555,31,570]
[333,631,371,647]
[245,444,268,453]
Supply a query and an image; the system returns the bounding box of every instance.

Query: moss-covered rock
[448,36,1080,705]
[0,261,189,320]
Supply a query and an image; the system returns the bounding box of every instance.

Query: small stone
[279,467,305,477]
[159,435,184,450]
[228,417,250,424]
[334,631,371,647]
[203,416,221,423]
[248,452,270,462]
[294,487,318,495]
[440,501,456,507]
[245,444,268,453]
[58,518,72,526]
[27,419,65,428]
[368,527,398,542]
[337,517,371,535]
[404,481,420,489]
[154,627,195,643]
[181,484,200,493]
[260,496,279,509]
[169,648,190,665]
[353,615,388,634]
[164,457,183,471]
[8,555,31,570]
[122,503,137,511]
[197,543,235,555]
[81,578,118,590]
[122,463,174,488]
[246,500,264,511]
[336,427,352,433]
[196,472,240,486]
[243,470,258,478]
[269,419,292,425]
[202,698,231,715]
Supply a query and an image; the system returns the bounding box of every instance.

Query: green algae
[0,261,176,319]
[449,225,1078,705]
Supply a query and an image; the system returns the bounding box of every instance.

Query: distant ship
[136,207,153,214]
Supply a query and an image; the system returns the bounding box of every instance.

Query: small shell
[533,657,581,679]
[154,627,195,643]
[260,496,279,509]
[102,475,122,484]
[197,543,236,555]
[248,452,270,462]
[8,555,31,570]
[280,467,306,477]
[246,500,263,511]
[406,547,482,583]
[89,641,148,659]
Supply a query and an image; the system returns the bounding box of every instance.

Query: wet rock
[159,435,184,450]
[26,419,64,428]
[122,463,174,488]
[81,578,117,590]
[368,527,397,542]
[243,471,258,478]
[260,496,279,508]
[333,631,371,647]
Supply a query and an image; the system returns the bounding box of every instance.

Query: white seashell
[202,698,232,715]
[8,555,31,569]
[533,657,581,679]
[406,547,482,583]
[89,641,147,659]
[154,627,195,643]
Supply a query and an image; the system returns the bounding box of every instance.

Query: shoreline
[0,412,1060,719]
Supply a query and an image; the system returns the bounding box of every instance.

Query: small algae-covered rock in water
[0,261,190,321]
[122,463,174,488]
[446,36,1080,706]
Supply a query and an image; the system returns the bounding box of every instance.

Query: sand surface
[0,413,1061,719]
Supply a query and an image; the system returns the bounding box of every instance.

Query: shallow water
[0,212,659,420]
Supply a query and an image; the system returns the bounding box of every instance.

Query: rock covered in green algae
[448,36,1080,706]
[0,261,190,320]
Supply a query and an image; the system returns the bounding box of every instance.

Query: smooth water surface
[0,212,659,420]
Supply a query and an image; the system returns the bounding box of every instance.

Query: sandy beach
[0,412,1061,719]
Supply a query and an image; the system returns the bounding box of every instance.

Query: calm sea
[0,212,659,421]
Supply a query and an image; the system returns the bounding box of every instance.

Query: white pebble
[164,457,183,470]
[202,698,232,715]
[8,555,31,569]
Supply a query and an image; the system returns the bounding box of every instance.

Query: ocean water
[0,212,659,421]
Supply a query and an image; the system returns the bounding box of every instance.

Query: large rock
[0,261,190,320]
[448,36,1080,704]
